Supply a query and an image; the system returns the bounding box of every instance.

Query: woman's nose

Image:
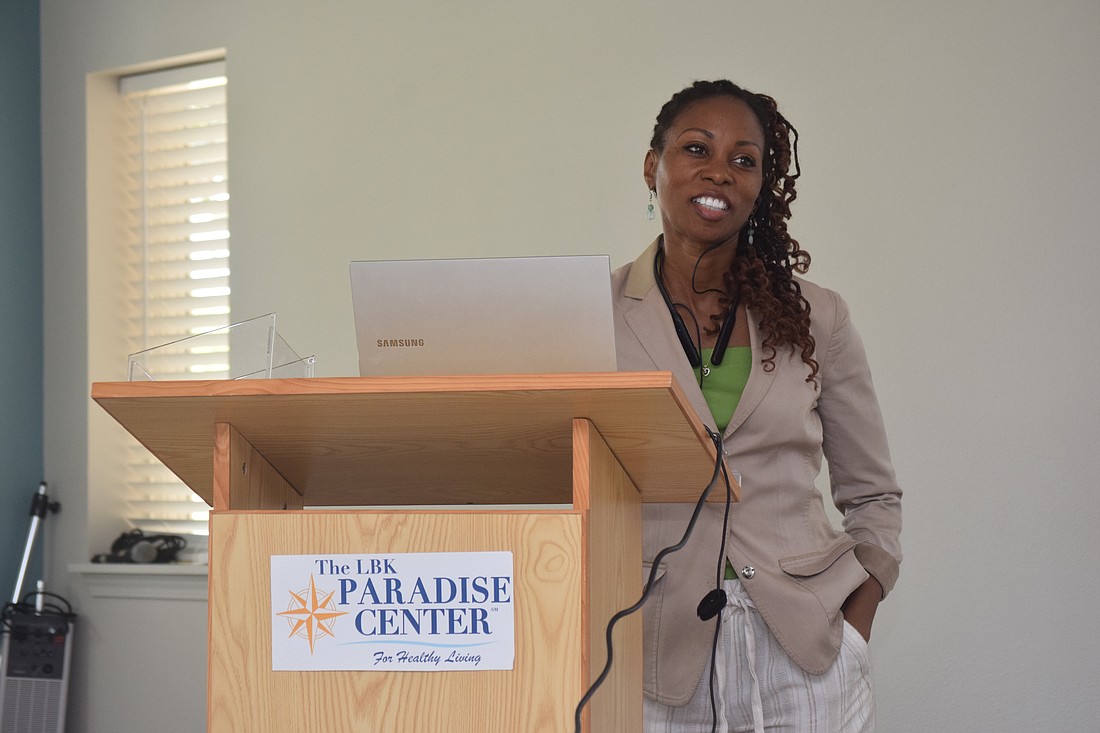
[701,162,732,184]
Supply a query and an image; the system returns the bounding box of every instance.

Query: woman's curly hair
[651,80,819,383]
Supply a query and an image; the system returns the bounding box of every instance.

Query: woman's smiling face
[644,95,766,254]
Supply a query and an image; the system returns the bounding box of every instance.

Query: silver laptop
[350,255,617,377]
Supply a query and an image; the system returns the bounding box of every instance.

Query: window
[121,61,230,371]
[113,60,229,550]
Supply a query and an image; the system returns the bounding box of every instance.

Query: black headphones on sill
[92,529,187,564]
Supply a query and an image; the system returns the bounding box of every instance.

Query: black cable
[685,304,705,388]
[705,460,736,732]
[573,427,727,733]
[2,591,77,637]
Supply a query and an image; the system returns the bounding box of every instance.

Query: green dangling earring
[647,190,656,221]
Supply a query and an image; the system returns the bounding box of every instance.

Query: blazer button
[740,566,755,579]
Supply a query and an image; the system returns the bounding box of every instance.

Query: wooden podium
[92,372,729,732]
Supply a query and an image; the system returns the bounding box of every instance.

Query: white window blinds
[118,61,229,543]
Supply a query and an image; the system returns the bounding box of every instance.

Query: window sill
[70,562,208,601]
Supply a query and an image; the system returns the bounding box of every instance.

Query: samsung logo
[376,338,425,348]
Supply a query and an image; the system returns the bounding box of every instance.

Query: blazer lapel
[723,309,777,437]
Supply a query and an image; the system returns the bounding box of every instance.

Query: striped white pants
[644,579,875,733]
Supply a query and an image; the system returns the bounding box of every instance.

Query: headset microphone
[653,249,739,630]
[654,241,738,369]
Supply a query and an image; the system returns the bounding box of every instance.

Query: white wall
[41,1,1100,731]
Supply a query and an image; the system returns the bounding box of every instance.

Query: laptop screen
[349,255,617,377]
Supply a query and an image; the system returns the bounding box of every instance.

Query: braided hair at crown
[651,80,819,383]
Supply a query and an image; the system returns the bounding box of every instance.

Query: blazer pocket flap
[642,558,668,585]
[779,537,859,577]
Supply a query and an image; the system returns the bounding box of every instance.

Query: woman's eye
[733,154,757,168]
[684,143,707,155]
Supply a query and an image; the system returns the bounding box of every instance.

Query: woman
[612,80,902,732]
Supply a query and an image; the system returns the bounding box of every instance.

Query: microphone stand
[11,482,61,605]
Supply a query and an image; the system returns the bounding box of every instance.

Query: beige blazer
[613,240,902,705]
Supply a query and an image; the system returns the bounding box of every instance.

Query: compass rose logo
[276,574,349,654]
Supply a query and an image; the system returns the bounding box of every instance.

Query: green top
[696,345,752,580]
[696,346,752,432]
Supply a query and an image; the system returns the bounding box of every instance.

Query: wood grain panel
[573,419,643,732]
[213,423,303,510]
[209,511,584,733]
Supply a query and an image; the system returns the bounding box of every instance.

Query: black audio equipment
[0,483,73,733]
[0,605,74,733]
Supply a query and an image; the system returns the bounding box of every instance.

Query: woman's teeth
[692,196,728,211]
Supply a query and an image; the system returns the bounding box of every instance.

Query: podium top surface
[92,372,723,507]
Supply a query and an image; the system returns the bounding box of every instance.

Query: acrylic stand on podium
[126,313,316,382]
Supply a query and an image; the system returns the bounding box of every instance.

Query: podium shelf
[93,372,722,508]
